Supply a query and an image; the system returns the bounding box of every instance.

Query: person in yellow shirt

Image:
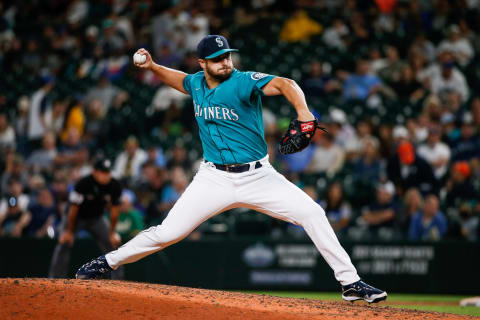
[279,9,322,42]
[61,100,85,143]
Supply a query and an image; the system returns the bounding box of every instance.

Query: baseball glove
[278,119,328,155]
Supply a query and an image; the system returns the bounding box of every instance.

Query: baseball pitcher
[76,35,386,303]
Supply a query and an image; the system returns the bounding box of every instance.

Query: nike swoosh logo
[195,88,200,90]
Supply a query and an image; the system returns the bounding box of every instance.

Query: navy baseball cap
[197,35,238,59]
[94,158,112,172]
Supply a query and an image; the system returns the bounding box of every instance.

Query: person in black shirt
[48,159,123,278]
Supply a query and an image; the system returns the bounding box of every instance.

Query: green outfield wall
[1,238,478,294]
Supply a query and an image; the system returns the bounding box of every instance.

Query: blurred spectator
[411,33,436,63]
[56,127,89,168]
[345,119,376,159]
[98,18,126,56]
[22,39,42,73]
[184,8,209,52]
[27,131,57,174]
[155,43,181,68]
[341,59,382,101]
[262,108,277,136]
[387,141,438,196]
[28,76,55,145]
[430,60,469,102]
[1,153,28,195]
[159,167,189,217]
[409,194,446,241]
[44,98,66,136]
[443,91,463,121]
[150,85,188,112]
[392,125,410,145]
[406,114,429,144]
[398,188,423,233]
[146,146,167,169]
[66,0,89,26]
[85,75,124,115]
[449,203,479,241]
[112,136,148,183]
[422,94,443,122]
[445,161,478,210]
[322,18,349,50]
[391,65,425,102]
[378,123,395,157]
[14,96,30,142]
[167,143,192,172]
[50,172,70,223]
[321,182,351,235]
[353,137,382,182]
[417,125,451,180]
[300,61,340,97]
[369,47,387,75]
[104,91,134,144]
[97,51,130,81]
[84,98,106,147]
[359,181,398,240]
[0,112,15,151]
[280,143,315,173]
[308,132,345,175]
[450,117,480,162]
[114,190,144,242]
[437,25,474,67]
[0,179,30,237]
[279,9,322,42]
[25,188,57,237]
[327,108,359,156]
[135,162,166,225]
[60,99,85,143]
[378,45,406,84]
[152,6,188,55]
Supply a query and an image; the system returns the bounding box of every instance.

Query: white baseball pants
[106,156,360,285]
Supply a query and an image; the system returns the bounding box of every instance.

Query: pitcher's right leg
[106,164,236,269]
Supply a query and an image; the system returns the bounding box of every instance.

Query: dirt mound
[0,278,472,320]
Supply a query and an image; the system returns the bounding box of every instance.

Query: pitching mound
[0,278,471,320]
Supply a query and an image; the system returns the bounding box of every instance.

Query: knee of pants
[152,224,189,245]
[295,204,327,224]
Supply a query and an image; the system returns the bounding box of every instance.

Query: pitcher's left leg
[238,166,359,285]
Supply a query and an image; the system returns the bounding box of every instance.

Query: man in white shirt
[430,61,469,102]
[112,136,148,183]
[28,77,55,143]
[417,126,451,180]
[437,25,474,67]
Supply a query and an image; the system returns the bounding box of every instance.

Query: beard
[205,64,233,82]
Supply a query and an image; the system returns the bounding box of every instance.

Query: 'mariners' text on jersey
[194,102,239,121]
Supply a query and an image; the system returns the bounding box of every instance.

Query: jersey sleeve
[238,71,276,103]
[182,74,194,96]
[69,179,87,205]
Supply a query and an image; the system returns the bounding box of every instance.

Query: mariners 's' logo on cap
[215,37,224,47]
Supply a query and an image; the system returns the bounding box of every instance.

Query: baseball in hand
[133,52,146,64]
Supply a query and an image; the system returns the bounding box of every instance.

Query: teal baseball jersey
[183,69,275,164]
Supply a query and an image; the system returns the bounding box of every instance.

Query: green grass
[244,291,480,317]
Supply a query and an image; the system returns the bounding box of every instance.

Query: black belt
[209,161,262,173]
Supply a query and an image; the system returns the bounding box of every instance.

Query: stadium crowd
[0,0,479,243]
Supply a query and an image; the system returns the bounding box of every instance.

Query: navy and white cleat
[342,280,387,303]
[75,255,113,279]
